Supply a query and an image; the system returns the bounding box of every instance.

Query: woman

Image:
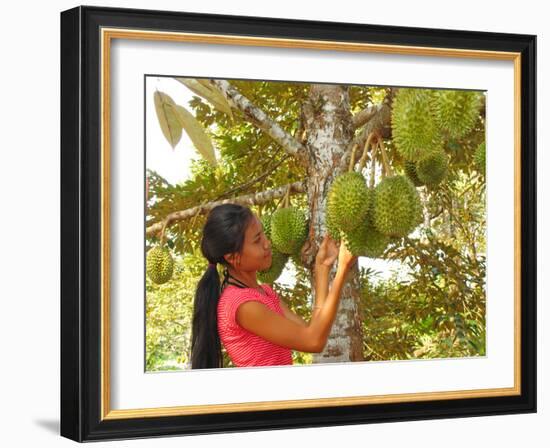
[191,203,358,369]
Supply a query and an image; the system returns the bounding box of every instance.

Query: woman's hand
[337,239,359,272]
[315,234,339,268]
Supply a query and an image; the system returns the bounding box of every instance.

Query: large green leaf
[172,104,217,167]
[154,91,182,149]
[175,78,234,120]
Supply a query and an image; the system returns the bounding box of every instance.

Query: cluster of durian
[257,208,308,284]
[325,171,422,258]
[146,245,174,284]
[393,88,483,159]
[392,88,483,187]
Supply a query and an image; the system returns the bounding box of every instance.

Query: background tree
[145,78,486,370]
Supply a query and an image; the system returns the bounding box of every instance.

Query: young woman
[190,203,358,369]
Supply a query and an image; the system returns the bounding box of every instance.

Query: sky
[146,76,408,286]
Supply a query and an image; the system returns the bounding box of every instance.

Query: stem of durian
[275,189,286,209]
[378,137,394,177]
[159,219,168,247]
[348,143,359,172]
[190,199,207,230]
[158,207,182,247]
[369,140,378,188]
[285,185,291,208]
[358,131,377,172]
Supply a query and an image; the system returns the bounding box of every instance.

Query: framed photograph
[60,5,536,442]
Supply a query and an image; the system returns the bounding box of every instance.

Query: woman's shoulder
[218,284,274,328]
[219,285,265,310]
[221,283,274,298]
[218,284,280,313]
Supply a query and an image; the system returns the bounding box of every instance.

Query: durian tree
[146,78,486,366]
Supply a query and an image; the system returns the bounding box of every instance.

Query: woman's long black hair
[190,203,254,369]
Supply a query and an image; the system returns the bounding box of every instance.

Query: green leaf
[172,104,218,167]
[154,91,182,149]
[175,78,234,121]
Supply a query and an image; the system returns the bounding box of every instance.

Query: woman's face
[227,214,272,272]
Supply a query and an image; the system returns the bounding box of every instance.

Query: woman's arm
[305,264,350,351]
[308,263,330,323]
[314,264,330,308]
[235,301,323,352]
[236,253,356,353]
[310,234,337,317]
[274,261,331,328]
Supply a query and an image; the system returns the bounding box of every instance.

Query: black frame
[61,5,537,442]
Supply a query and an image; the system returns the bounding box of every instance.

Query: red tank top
[217,283,293,367]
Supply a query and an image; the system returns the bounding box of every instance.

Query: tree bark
[301,84,364,363]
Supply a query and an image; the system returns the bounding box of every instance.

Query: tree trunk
[301,84,364,363]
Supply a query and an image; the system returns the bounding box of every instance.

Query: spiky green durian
[260,213,272,240]
[341,220,390,258]
[372,175,422,237]
[474,141,486,176]
[392,88,442,161]
[270,206,308,255]
[364,186,377,225]
[403,160,425,187]
[325,209,342,242]
[326,171,370,234]
[146,246,174,284]
[258,250,289,284]
[416,149,449,186]
[431,90,483,138]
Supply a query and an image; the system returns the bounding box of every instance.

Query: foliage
[360,232,487,360]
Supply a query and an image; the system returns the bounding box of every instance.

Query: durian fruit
[258,250,289,284]
[341,221,390,258]
[338,187,390,258]
[270,206,308,255]
[391,88,441,161]
[403,160,425,187]
[372,175,422,238]
[325,208,342,242]
[260,213,272,239]
[474,141,486,176]
[146,245,174,284]
[416,149,449,186]
[326,171,370,234]
[431,90,483,139]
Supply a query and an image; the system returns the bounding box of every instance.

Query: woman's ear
[224,252,237,267]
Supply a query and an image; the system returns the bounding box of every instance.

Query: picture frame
[60,5,537,442]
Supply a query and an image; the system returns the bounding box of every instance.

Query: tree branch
[352,103,383,129]
[209,79,308,167]
[146,181,306,238]
[339,91,393,173]
[211,151,290,201]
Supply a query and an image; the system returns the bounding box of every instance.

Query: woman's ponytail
[190,264,223,369]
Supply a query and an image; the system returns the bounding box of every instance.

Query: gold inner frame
[100,28,522,420]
